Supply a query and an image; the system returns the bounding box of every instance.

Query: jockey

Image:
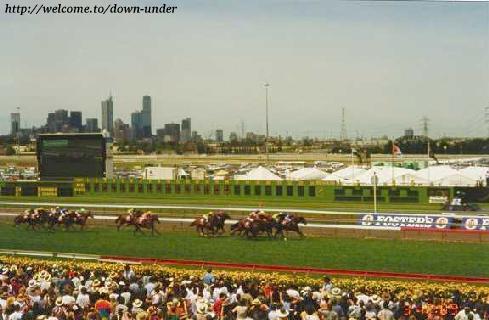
[257,210,267,221]
[202,211,213,224]
[244,210,260,228]
[282,212,294,225]
[58,208,67,222]
[127,208,141,222]
[32,207,42,219]
[23,209,32,219]
[75,208,85,218]
[140,210,152,223]
[249,210,260,221]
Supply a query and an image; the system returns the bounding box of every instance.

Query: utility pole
[485,107,489,137]
[264,83,270,162]
[16,106,20,157]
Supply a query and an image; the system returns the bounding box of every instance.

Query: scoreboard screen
[37,134,106,180]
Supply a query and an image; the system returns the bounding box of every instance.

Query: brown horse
[230,217,273,239]
[274,214,307,238]
[114,210,144,231]
[133,213,160,236]
[190,211,231,236]
[70,211,94,230]
[14,208,51,230]
[115,214,135,231]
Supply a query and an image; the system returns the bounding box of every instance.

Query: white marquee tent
[288,167,328,180]
[234,166,282,181]
[415,165,479,186]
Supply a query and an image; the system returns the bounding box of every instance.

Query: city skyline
[1,0,488,138]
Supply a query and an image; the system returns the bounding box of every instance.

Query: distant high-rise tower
[340,107,348,141]
[131,111,143,139]
[69,111,82,131]
[85,118,99,132]
[215,129,224,142]
[421,116,430,137]
[101,95,114,135]
[10,112,20,136]
[181,117,191,143]
[141,95,152,137]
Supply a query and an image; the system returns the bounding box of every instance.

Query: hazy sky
[1,0,488,139]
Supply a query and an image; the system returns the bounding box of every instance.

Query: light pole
[372,172,378,213]
[264,83,270,162]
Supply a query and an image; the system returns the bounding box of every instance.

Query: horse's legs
[296,228,304,238]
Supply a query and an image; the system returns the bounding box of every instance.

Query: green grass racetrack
[1,222,488,277]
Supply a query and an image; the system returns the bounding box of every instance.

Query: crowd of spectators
[0,257,487,320]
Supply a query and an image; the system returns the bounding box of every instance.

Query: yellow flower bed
[1,255,488,297]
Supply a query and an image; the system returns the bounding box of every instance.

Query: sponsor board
[360,214,451,229]
[463,217,489,231]
[429,196,448,204]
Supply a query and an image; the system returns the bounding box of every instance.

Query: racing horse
[231,217,274,239]
[14,208,50,230]
[273,214,307,238]
[210,211,231,234]
[114,209,145,231]
[190,211,231,236]
[132,213,160,236]
[59,210,94,230]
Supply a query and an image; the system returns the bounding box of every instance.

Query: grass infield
[0,222,488,277]
[0,195,474,213]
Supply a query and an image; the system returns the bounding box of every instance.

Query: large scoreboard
[37,133,107,180]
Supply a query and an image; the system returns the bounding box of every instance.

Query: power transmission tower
[340,107,348,141]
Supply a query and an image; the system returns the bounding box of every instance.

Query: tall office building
[46,109,69,132]
[164,123,180,143]
[85,118,99,132]
[141,95,152,137]
[181,118,191,143]
[131,111,143,139]
[101,96,114,135]
[10,113,20,136]
[69,111,82,131]
[215,129,224,143]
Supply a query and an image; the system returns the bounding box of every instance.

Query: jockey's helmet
[127,208,134,213]
[80,208,85,212]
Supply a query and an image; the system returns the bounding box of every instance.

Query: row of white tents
[234,165,489,187]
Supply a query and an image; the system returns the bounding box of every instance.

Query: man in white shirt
[455,307,474,320]
[76,287,90,309]
[8,304,22,320]
[144,277,155,298]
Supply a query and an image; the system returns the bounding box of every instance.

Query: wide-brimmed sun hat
[133,299,143,308]
[277,308,289,318]
[332,287,342,296]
